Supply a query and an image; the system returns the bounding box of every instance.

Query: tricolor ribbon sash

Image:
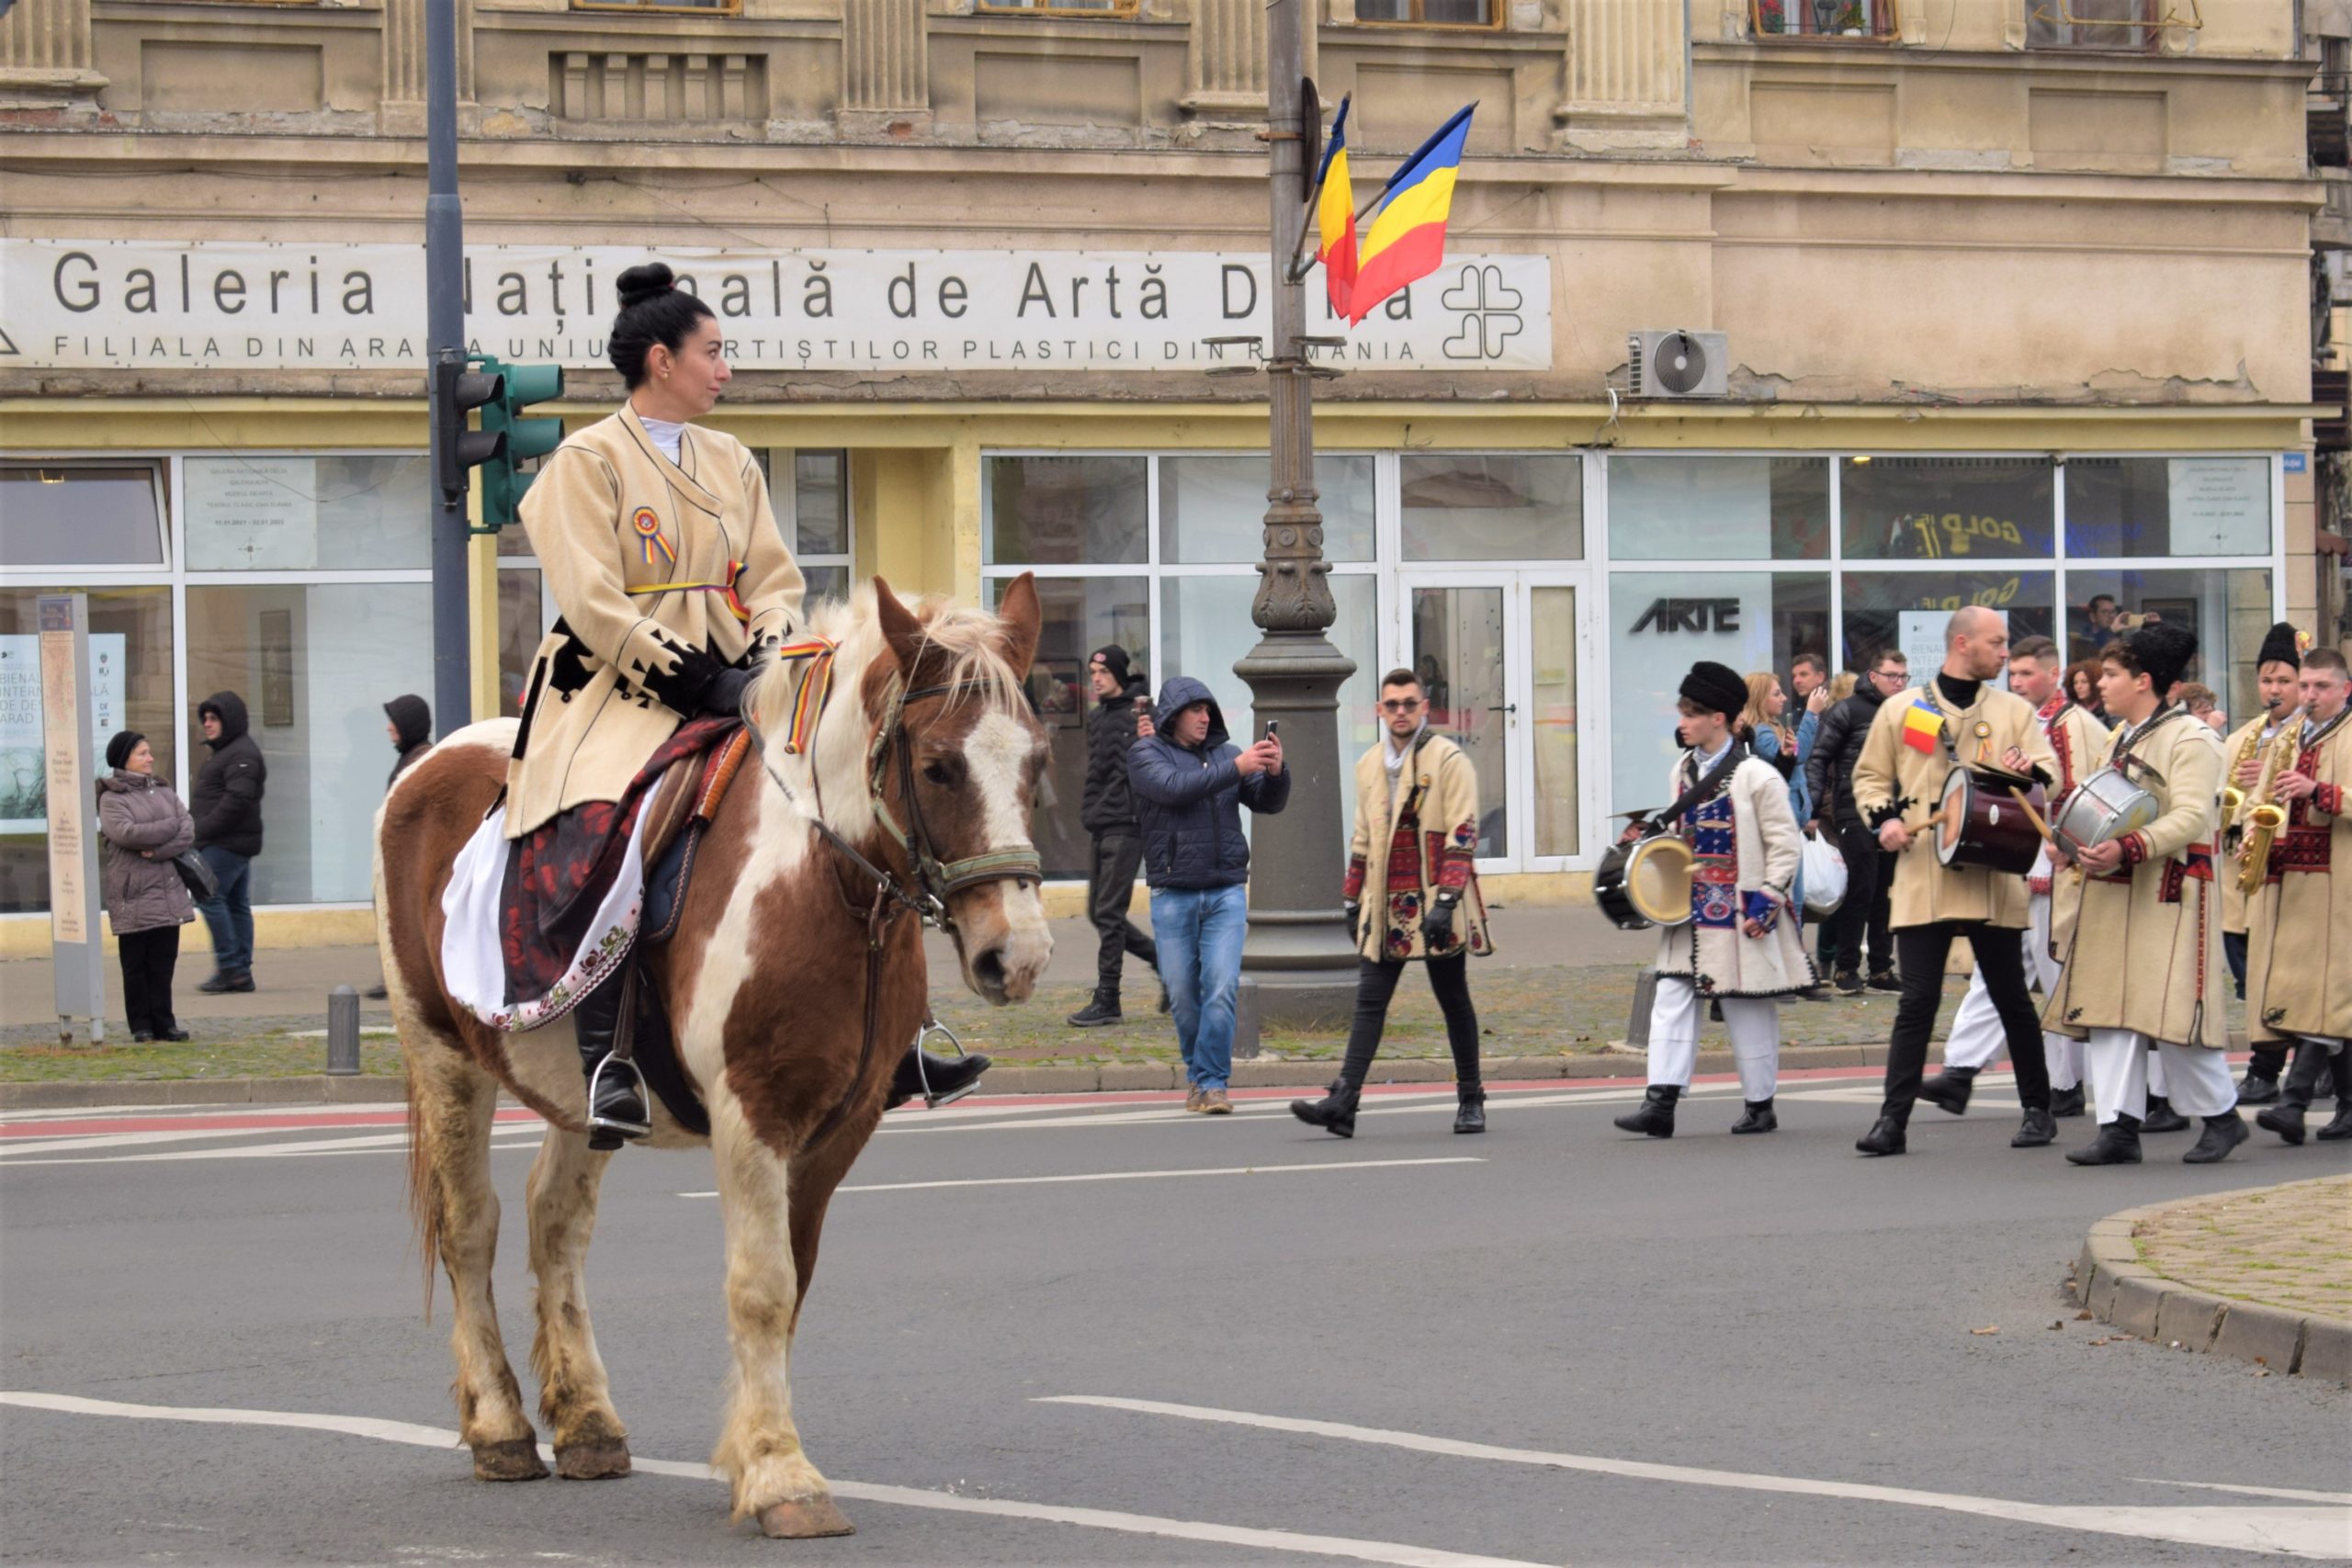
[771,636,838,755]
[624,560,753,625]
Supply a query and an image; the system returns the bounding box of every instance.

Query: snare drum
[2050,765,2159,852]
[1594,829,1696,931]
[1936,766,2047,875]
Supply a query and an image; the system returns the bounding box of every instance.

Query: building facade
[2,0,2341,940]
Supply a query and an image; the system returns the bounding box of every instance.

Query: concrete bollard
[1625,969,1657,1049]
[326,985,362,1077]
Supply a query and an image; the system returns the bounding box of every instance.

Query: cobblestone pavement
[2132,1175,2352,1323]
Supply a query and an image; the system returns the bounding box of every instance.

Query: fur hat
[1679,660,1748,724]
[2256,620,2304,671]
[2125,621,2199,696]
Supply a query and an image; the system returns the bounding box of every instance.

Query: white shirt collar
[640,416,688,463]
[1385,723,1424,770]
[1692,736,1734,775]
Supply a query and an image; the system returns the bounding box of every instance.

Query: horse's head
[868,574,1053,1005]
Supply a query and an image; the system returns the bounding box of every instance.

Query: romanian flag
[1349,104,1476,326]
[1311,95,1358,320]
[1901,699,1944,755]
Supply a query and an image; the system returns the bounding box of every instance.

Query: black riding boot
[2319,1052,2352,1141]
[885,1044,992,1111]
[1292,1079,1360,1139]
[1453,1089,1487,1135]
[1918,1064,1978,1116]
[1613,1085,1678,1138]
[574,968,650,1151]
[2256,1041,2333,1146]
[2066,1112,2143,1166]
[1729,1099,1778,1134]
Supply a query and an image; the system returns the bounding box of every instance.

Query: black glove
[1423,896,1457,950]
[1345,901,1362,945]
[700,667,753,717]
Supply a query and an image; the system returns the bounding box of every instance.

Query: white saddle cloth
[438,804,650,1033]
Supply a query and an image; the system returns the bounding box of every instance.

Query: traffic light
[432,352,504,504]
[481,360,564,533]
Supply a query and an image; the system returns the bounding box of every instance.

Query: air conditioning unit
[1626,330,1729,399]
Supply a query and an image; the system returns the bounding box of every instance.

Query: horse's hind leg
[410,1045,545,1481]
[707,1100,851,1539]
[526,1124,630,1479]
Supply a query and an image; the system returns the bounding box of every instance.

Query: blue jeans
[195,846,254,976]
[1150,884,1248,1092]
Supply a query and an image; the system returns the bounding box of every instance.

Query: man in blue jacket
[1129,675,1289,1113]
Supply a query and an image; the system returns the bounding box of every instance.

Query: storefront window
[497,570,546,718]
[2064,567,2272,719]
[1840,570,2055,685]
[1,463,168,568]
[2064,457,2270,558]
[186,582,433,904]
[1609,572,1827,816]
[994,574,1149,880]
[1160,455,1375,564]
[761,448,854,604]
[1608,456,1829,560]
[1840,457,2054,561]
[985,456,1148,566]
[184,454,430,571]
[1401,455,1582,561]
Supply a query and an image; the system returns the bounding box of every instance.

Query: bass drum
[1935,765,2046,876]
[1594,830,1696,931]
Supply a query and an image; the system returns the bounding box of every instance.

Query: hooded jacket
[1080,675,1152,834]
[190,691,266,858]
[1804,678,1890,830]
[1126,676,1290,890]
[385,694,433,789]
[98,770,196,936]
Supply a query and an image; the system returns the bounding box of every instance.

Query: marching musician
[2245,647,2352,1145]
[2222,622,2306,1101]
[1849,607,2059,1156]
[2043,625,2246,1166]
[1612,661,1810,1141]
[1918,636,2110,1122]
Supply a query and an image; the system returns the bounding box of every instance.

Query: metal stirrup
[585,1054,652,1137]
[913,1017,980,1110]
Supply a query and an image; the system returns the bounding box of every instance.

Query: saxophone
[2236,722,2303,897]
[2222,717,2269,831]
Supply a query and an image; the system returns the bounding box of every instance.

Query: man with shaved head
[1849,605,2059,1156]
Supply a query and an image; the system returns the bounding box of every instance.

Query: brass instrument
[2236,723,2303,897]
[2222,716,2274,838]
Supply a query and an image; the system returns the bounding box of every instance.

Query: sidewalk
[2075,1176,2352,1385]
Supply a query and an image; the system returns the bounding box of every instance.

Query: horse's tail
[404,1063,444,1322]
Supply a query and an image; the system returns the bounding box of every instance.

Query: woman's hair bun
[615,262,675,311]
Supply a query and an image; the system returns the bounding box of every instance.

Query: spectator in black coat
[384,694,433,787]
[1804,651,1906,995]
[190,691,266,994]
[1068,648,1161,1027]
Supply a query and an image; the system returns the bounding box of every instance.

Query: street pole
[1232,0,1360,1032]
[424,0,469,740]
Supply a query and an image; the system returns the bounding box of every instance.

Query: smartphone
[1264,720,1279,739]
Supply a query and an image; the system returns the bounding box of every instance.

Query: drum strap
[1648,743,1750,833]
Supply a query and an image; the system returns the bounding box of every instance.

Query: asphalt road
[4,1068,2349,1568]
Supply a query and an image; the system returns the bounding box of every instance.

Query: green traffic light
[471,355,566,533]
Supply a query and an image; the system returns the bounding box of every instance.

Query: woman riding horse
[509,261,986,1144]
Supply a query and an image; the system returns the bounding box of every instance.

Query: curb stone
[2077,1182,2352,1385]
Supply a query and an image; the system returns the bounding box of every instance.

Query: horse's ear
[995,572,1042,677]
[874,577,926,677]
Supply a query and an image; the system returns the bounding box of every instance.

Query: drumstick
[2006,786,2064,851]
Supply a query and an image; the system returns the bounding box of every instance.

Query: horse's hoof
[556,1438,632,1480]
[757,1496,855,1539]
[471,1438,549,1482]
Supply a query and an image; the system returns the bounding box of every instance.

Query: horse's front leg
[708,1100,852,1539]
[526,1123,631,1479]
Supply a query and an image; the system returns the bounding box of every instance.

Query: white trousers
[1647,976,1781,1103]
[2084,1029,2236,1125]
[1940,894,2081,1088]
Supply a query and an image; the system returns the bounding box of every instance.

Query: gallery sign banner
[2,240,1553,374]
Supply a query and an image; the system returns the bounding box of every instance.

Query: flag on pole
[1348,104,1476,326]
[1310,95,1358,319]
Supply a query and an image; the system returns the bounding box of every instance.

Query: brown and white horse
[374,576,1049,1539]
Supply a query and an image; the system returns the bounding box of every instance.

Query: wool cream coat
[2043,709,2230,1048]
[1849,680,2057,931]
[1344,729,1493,962]
[2217,708,2290,937]
[1652,751,1813,998]
[506,409,804,837]
[2039,697,2115,959]
[2245,708,2352,1043]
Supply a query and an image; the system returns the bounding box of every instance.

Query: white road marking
[1,1131,548,1167]
[2139,1480,2352,1506]
[678,1156,1485,1199]
[884,1086,1671,1136]
[0,1391,1546,1568]
[1040,1395,2352,1561]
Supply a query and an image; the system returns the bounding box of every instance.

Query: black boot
[2011,1108,2057,1148]
[1292,1079,1359,1139]
[1612,1085,1679,1139]
[2066,1113,2143,1166]
[2256,1041,2330,1145]
[2141,1094,2190,1134]
[1855,1113,1906,1156]
[886,1045,992,1111]
[1833,969,1865,997]
[2235,1072,2281,1106]
[2049,1084,2087,1118]
[2183,1112,2250,1164]
[2317,1102,2352,1142]
[1730,1099,1778,1134]
[1067,990,1123,1028]
[573,971,650,1151]
[1918,1064,1978,1116]
[1453,1090,1487,1135]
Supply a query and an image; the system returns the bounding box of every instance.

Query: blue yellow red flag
[1349,103,1475,325]
[1310,95,1358,320]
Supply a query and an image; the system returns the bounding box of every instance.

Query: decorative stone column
[0,0,108,111]
[383,0,472,121]
[1182,0,1269,126]
[1556,0,1688,152]
[839,0,929,133]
